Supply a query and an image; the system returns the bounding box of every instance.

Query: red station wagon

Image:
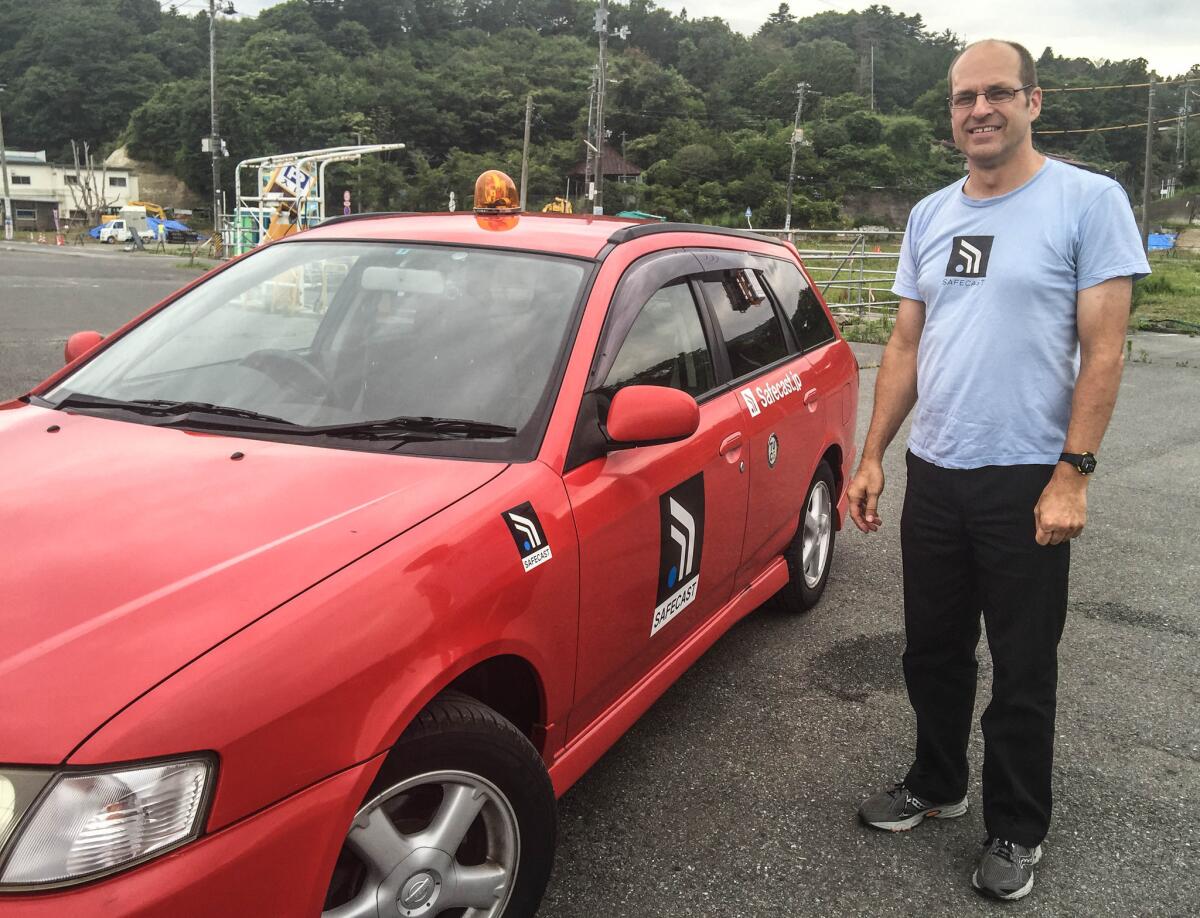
[0,175,857,917]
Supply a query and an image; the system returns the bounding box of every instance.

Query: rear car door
[564,255,749,740]
[688,256,826,592]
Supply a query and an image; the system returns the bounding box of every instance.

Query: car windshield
[44,241,590,459]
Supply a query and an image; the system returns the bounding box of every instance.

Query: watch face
[1079,455,1097,474]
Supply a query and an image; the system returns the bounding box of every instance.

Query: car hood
[0,405,506,763]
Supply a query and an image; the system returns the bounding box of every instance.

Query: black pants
[900,451,1069,848]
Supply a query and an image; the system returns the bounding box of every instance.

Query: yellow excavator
[128,201,168,221]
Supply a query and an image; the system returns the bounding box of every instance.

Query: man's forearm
[861,340,919,463]
[1062,350,1124,455]
[1063,276,1133,458]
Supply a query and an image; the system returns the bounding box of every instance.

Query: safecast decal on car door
[502,502,553,572]
[740,369,803,418]
[651,473,705,636]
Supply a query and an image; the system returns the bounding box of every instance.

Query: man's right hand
[848,459,885,533]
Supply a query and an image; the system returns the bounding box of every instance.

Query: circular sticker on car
[767,433,779,468]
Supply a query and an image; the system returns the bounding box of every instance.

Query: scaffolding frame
[230,143,406,255]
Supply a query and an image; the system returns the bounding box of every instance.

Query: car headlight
[0,757,213,888]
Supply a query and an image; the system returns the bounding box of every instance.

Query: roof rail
[606,222,787,247]
[313,212,419,228]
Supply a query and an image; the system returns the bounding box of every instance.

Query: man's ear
[1029,86,1043,121]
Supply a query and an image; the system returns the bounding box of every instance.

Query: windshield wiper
[51,393,297,427]
[304,416,518,443]
[48,395,514,446]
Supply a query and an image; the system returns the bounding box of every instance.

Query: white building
[2,149,140,232]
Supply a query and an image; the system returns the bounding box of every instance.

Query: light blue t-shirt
[892,158,1150,469]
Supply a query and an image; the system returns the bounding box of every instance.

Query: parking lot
[2,244,1198,916]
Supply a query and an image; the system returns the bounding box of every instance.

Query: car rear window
[699,269,790,379]
[760,258,837,353]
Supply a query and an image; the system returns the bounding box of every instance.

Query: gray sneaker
[858,782,968,831]
[971,837,1044,901]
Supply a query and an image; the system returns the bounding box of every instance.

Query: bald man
[851,39,1149,900]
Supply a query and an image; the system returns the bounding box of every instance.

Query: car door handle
[719,432,743,456]
[803,388,819,406]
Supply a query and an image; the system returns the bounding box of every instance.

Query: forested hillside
[0,0,1195,225]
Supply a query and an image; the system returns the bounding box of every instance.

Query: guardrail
[757,228,904,323]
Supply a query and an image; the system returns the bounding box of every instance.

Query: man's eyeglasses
[948,84,1034,109]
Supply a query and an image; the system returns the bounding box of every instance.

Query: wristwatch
[1059,451,1097,475]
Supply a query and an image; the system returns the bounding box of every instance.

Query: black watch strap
[1059,451,1097,475]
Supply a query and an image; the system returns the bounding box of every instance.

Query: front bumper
[0,758,380,917]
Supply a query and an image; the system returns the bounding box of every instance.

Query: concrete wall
[1139,194,1197,226]
[838,189,925,230]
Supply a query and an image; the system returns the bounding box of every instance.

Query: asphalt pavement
[2,245,1197,916]
[0,243,203,398]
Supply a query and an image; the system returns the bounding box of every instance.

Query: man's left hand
[1034,468,1089,545]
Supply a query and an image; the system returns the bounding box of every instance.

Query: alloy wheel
[801,479,832,588]
[323,770,520,918]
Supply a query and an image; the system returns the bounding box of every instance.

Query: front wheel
[775,460,837,613]
[322,692,556,918]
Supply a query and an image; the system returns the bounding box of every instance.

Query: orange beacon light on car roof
[473,170,520,214]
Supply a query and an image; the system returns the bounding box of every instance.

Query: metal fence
[757,228,904,324]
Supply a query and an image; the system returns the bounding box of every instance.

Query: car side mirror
[605,385,699,447]
[64,331,104,365]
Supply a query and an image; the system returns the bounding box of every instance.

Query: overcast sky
[227,0,1196,77]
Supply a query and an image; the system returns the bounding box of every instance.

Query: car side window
[700,269,790,378]
[600,281,716,398]
[760,258,837,353]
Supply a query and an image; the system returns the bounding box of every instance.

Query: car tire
[775,460,837,613]
[322,691,556,918]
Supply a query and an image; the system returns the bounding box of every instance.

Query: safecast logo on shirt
[944,235,994,278]
[651,474,705,636]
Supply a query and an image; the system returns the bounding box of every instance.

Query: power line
[1035,113,1192,135]
[1042,77,1191,93]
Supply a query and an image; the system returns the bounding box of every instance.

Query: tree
[766,4,794,27]
[66,141,121,227]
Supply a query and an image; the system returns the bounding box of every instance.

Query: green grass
[1131,251,1200,331]
[173,260,218,273]
[837,317,894,346]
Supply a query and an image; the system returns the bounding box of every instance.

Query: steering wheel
[239,349,329,397]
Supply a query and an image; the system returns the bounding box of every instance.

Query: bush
[1131,272,1175,313]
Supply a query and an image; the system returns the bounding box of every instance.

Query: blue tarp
[1147,233,1176,251]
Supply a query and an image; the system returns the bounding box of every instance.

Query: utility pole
[0,84,12,241]
[594,0,608,215]
[355,131,362,213]
[584,68,597,203]
[784,82,811,234]
[870,44,876,112]
[1178,78,1190,172]
[520,93,533,210]
[209,0,221,244]
[1140,77,1155,251]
